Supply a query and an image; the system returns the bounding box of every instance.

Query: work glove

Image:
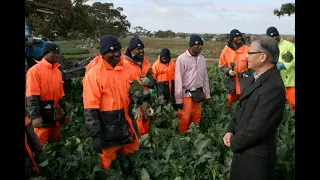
[276,62,286,70]
[32,117,43,128]
[228,70,236,76]
[149,88,156,97]
[92,135,102,154]
[176,103,183,110]
[54,105,65,122]
[141,77,150,86]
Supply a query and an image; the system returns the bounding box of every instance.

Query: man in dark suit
[223,34,286,180]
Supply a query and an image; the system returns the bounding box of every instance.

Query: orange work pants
[100,137,140,169]
[137,108,150,136]
[286,87,295,110]
[177,97,202,132]
[227,93,243,107]
[34,124,61,146]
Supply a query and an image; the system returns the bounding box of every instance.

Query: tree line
[25,0,294,41]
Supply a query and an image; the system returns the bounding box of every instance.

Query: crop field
[56,35,294,65]
[31,37,295,180]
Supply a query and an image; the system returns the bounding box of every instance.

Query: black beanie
[266,26,279,37]
[160,48,171,59]
[189,34,203,47]
[128,37,144,51]
[229,29,244,41]
[100,35,121,55]
[42,42,59,56]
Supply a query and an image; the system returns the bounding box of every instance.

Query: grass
[119,36,227,60]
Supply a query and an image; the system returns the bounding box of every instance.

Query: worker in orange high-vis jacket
[152,48,176,102]
[82,35,143,169]
[25,109,42,180]
[26,42,70,146]
[123,37,156,136]
[175,34,211,133]
[219,29,252,108]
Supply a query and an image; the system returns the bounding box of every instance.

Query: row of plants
[31,62,295,180]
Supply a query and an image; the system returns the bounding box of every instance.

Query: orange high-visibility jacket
[219,45,250,94]
[152,56,175,99]
[123,55,152,91]
[82,56,140,148]
[25,59,66,127]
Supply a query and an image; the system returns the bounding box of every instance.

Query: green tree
[87,2,131,39]
[274,3,295,18]
[25,0,131,40]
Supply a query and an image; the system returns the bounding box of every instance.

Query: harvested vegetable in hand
[230,62,236,71]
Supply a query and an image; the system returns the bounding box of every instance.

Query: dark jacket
[227,66,286,180]
[25,112,42,179]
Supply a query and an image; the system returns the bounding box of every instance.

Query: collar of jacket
[278,37,285,45]
[186,49,201,58]
[123,54,145,68]
[36,58,60,69]
[240,66,278,101]
[227,40,244,51]
[124,48,144,65]
[100,55,124,70]
[257,65,278,82]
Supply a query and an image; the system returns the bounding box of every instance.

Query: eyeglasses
[248,51,266,55]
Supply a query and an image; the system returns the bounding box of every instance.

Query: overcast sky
[85,0,295,35]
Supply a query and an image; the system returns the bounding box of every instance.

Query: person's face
[190,43,203,56]
[271,32,280,42]
[102,48,121,67]
[44,50,59,64]
[131,47,144,59]
[160,57,170,64]
[247,41,265,70]
[232,34,243,45]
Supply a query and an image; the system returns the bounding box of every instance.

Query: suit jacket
[227,65,286,180]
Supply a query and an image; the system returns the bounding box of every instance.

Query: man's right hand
[32,117,43,128]
[92,136,102,154]
[223,132,233,147]
[228,70,236,76]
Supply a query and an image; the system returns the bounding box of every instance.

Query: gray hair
[250,35,279,64]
